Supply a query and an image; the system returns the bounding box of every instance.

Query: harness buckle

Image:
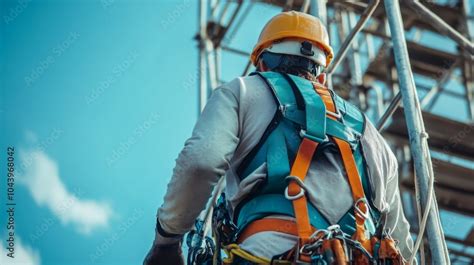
[284,175,308,200]
[309,229,330,241]
[296,239,314,265]
[284,186,305,200]
[299,129,327,143]
[354,198,370,220]
[327,224,341,232]
[326,108,342,120]
[299,244,314,257]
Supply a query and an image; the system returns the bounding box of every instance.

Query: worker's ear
[257,60,269,72]
[316,72,326,86]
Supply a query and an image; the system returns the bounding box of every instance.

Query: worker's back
[144,10,415,265]
[216,73,413,260]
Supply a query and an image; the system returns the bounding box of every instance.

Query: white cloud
[18,150,113,235]
[0,236,41,265]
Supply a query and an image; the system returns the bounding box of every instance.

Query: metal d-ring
[284,186,305,200]
[284,175,307,200]
[354,198,370,219]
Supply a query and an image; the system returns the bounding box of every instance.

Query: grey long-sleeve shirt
[157,74,414,260]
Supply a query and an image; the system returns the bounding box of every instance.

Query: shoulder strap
[253,71,306,126]
[284,73,327,143]
[253,71,301,109]
[315,87,373,253]
[333,93,366,134]
[253,72,363,147]
[235,72,295,178]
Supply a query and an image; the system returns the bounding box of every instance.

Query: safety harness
[235,71,376,234]
[207,72,406,265]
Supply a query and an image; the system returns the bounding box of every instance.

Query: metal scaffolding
[195,0,474,263]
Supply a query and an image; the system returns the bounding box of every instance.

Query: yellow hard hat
[250,11,334,67]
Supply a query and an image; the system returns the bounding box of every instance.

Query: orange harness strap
[315,84,371,253]
[285,84,340,262]
[287,137,319,263]
[334,138,371,251]
[313,85,334,113]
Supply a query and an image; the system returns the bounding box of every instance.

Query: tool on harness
[369,212,406,265]
[186,219,215,265]
[212,194,238,264]
[212,197,291,265]
[214,194,238,245]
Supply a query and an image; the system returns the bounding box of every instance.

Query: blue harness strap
[237,194,331,233]
[235,71,379,237]
[236,193,377,236]
[282,73,327,143]
[264,124,291,193]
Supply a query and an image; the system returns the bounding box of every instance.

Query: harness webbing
[287,137,319,263]
[233,72,378,264]
[315,83,372,253]
[217,72,407,264]
[236,218,317,244]
[282,75,371,262]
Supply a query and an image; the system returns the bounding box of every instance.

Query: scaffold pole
[384,1,449,264]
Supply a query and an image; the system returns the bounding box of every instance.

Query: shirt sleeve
[363,120,416,262]
[157,83,240,239]
[384,163,417,262]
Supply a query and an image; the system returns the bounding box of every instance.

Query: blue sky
[0,1,473,264]
[1,1,200,264]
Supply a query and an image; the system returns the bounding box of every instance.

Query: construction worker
[144,11,414,265]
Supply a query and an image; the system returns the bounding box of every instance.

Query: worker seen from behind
[144,11,414,265]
